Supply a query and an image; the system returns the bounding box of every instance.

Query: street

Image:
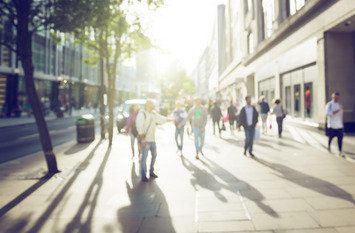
[0,116,101,164]
[0,121,355,232]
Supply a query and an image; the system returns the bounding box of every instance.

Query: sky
[146,0,221,74]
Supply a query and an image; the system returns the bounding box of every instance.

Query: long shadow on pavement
[253,157,355,204]
[0,174,54,218]
[117,162,176,233]
[0,140,104,233]
[181,156,279,218]
[63,147,112,233]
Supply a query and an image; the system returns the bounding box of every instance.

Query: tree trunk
[16,0,59,174]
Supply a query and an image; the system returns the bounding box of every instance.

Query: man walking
[238,96,259,157]
[326,92,344,156]
[179,97,208,159]
[210,102,223,136]
[227,100,237,131]
[136,99,175,182]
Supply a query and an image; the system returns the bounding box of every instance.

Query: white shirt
[326,101,343,129]
[245,105,253,126]
[135,110,168,142]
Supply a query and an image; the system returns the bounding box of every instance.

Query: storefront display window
[304,82,312,118]
[293,84,301,117]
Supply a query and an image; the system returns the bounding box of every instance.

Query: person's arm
[125,115,133,134]
[178,108,193,128]
[325,103,334,116]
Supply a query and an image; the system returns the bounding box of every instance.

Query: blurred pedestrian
[126,103,140,159]
[272,98,286,138]
[179,97,208,159]
[210,102,223,136]
[238,96,259,157]
[227,100,237,131]
[326,92,344,156]
[136,99,175,182]
[258,96,270,134]
[172,100,187,155]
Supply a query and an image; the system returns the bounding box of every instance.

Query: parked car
[116,99,146,133]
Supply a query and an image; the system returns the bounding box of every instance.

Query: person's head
[194,97,201,107]
[230,100,233,105]
[260,96,265,102]
[145,99,155,112]
[245,96,251,106]
[175,100,182,109]
[130,104,139,113]
[332,92,340,102]
[274,99,281,105]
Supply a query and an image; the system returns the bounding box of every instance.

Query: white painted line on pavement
[236,190,252,220]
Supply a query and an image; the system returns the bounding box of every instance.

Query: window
[293,84,301,117]
[262,0,275,38]
[304,82,312,118]
[247,0,252,12]
[33,41,45,73]
[289,0,305,16]
[285,86,291,115]
[1,45,11,67]
[248,32,254,54]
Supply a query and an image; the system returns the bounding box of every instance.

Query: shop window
[285,86,291,114]
[304,82,312,118]
[293,84,301,117]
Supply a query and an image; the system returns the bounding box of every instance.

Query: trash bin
[76,114,95,143]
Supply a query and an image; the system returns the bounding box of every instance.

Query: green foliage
[159,60,196,103]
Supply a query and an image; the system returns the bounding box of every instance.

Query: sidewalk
[0,120,355,232]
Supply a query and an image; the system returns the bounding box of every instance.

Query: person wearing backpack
[126,104,140,159]
[136,99,176,182]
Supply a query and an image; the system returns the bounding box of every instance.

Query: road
[0,116,102,164]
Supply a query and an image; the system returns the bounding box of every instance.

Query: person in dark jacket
[238,96,259,157]
[210,102,223,136]
[258,96,270,134]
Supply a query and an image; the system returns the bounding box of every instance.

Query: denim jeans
[193,127,205,153]
[141,142,157,177]
[244,126,255,153]
[175,127,184,150]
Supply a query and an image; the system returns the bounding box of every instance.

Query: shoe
[141,176,148,182]
[150,172,158,178]
[200,150,204,156]
[243,150,246,156]
[195,154,199,160]
[249,151,255,157]
[339,152,345,158]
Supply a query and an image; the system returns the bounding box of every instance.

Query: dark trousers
[328,128,343,152]
[276,117,284,137]
[244,126,255,153]
[213,119,221,135]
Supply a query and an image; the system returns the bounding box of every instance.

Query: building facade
[215,0,355,131]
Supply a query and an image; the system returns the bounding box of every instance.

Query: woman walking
[126,104,141,159]
[273,99,286,138]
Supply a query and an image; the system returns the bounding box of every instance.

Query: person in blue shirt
[172,100,187,155]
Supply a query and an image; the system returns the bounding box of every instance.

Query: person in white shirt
[325,92,344,156]
[136,99,175,182]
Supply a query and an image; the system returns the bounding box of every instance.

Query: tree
[0,0,101,174]
[159,60,196,108]
[74,0,162,146]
